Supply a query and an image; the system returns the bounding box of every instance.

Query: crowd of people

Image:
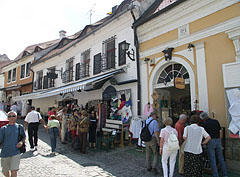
[45,106,98,154]
[145,111,228,177]
[0,102,228,177]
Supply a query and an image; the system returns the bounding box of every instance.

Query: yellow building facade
[136,0,240,170]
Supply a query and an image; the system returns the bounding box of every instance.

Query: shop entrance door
[154,63,191,125]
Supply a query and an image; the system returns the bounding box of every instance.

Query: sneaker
[153,168,159,175]
[34,146,38,150]
[30,148,35,151]
[147,167,152,172]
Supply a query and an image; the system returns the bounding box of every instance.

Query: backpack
[140,119,154,142]
[167,131,179,151]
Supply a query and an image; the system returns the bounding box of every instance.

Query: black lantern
[121,41,135,61]
[162,47,174,61]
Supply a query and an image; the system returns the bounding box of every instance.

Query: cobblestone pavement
[0,121,181,177]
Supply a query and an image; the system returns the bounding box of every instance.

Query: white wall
[32,12,137,88]
[31,11,138,116]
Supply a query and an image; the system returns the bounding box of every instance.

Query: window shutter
[94,53,101,75]
[43,76,48,89]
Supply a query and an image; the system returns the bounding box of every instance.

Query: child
[47,115,60,154]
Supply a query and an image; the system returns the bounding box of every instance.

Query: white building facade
[16,1,140,121]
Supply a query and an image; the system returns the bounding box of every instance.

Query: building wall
[138,0,239,127]
[31,11,138,116]
[3,55,33,88]
[137,0,240,171]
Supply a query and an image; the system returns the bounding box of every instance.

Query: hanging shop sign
[175,77,185,89]
[47,72,58,79]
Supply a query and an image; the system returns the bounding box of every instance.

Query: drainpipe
[130,10,141,116]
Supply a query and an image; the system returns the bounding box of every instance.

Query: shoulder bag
[18,125,26,154]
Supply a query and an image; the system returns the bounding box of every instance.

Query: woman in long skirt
[183,115,211,177]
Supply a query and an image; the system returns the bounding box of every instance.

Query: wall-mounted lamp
[188,43,195,51]
[162,47,174,61]
[144,57,150,62]
[121,41,135,61]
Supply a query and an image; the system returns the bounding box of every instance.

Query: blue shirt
[0,123,26,158]
[144,117,159,137]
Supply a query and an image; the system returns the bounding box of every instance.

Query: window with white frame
[12,68,16,82]
[62,57,74,83]
[102,36,116,70]
[119,41,126,66]
[35,70,43,89]
[7,70,12,83]
[20,64,25,79]
[80,49,90,78]
[26,62,31,77]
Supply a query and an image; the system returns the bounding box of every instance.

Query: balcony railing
[62,70,74,83]
[101,56,115,72]
[76,62,90,81]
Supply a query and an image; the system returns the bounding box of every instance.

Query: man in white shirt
[24,106,46,151]
[10,102,18,113]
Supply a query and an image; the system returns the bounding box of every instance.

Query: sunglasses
[8,115,16,118]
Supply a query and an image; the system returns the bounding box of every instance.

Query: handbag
[18,125,26,154]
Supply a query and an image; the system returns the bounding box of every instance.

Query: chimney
[59,30,66,39]
[112,5,118,14]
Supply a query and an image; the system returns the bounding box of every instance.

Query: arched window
[157,64,189,84]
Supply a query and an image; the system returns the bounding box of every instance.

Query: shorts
[1,154,21,172]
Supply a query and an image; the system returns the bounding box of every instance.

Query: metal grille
[75,62,90,81]
[62,69,74,83]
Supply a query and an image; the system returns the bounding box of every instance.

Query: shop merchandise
[144,103,154,119]
[119,105,132,123]
[108,89,133,123]
[129,118,142,139]
[226,88,240,136]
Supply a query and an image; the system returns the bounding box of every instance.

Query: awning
[13,69,123,101]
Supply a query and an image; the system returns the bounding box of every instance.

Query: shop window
[102,36,115,71]
[26,62,31,77]
[12,68,16,82]
[119,41,126,66]
[7,70,12,83]
[20,64,25,79]
[93,53,101,75]
[157,64,189,84]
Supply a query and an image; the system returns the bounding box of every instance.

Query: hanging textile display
[226,88,240,138]
[110,89,132,123]
[143,103,153,119]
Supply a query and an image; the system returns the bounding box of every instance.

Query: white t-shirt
[25,110,42,123]
[183,124,209,154]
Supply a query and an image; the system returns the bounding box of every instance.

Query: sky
[0,0,123,60]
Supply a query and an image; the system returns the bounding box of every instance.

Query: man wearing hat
[200,112,228,177]
[144,112,160,175]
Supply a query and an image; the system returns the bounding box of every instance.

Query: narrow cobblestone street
[1,121,239,177]
[0,121,170,177]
